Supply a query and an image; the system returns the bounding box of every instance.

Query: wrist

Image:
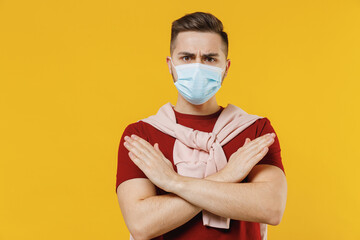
[167,174,187,193]
[206,167,245,183]
[205,168,232,182]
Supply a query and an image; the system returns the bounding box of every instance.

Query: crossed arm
[117,134,287,240]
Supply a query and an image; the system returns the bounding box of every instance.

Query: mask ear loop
[169,57,176,69]
[169,57,178,82]
[221,60,229,74]
[220,66,226,74]
[220,62,228,84]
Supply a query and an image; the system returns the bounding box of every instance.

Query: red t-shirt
[116,106,284,240]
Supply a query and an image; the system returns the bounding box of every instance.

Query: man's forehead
[173,31,224,55]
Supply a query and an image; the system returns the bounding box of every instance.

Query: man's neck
[173,95,221,116]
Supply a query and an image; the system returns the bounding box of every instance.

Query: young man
[116,12,287,240]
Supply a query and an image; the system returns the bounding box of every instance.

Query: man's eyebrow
[177,52,220,57]
[202,53,219,58]
[177,51,196,56]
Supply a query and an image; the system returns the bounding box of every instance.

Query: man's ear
[166,56,172,75]
[223,59,231,79]
[221,59,231,85]
[167,56,177,82]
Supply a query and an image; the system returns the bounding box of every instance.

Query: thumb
[154,143,171,166]
[244,138,251,145]
[154,143,159,151]
[154,143,165,156]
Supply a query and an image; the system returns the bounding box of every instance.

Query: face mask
[170,58,226,105]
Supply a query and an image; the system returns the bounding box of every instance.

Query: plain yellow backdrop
[1,0,359,239]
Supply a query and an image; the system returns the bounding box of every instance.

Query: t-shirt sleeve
[255,117,285,173]
[115,122,148,193]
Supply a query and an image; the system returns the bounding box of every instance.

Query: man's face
[167,31,230,83]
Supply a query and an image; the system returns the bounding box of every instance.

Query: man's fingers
[250,133,275,145]
[247,137,274,153]
[241,135,274,157]
[124,136,155,160]
[125,135,166,164]
[250,146,269,164]
[124,140,148,159]
[130,135,159,156]
[128,151,144,169]
[126,134,154,155]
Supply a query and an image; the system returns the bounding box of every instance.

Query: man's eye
[205,57,215,62]
[182,56,191,61]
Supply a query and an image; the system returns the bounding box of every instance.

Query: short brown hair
[170,12,229,57]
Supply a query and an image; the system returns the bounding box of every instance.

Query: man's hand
[124,134,179,192]
[217,133,276,182]
[124,132,276,190]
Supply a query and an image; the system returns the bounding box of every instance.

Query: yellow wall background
[1,0,359,239]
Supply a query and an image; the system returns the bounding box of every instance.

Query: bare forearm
[127,173,232,239]
[169,174,287,225]
[131,193,200,239]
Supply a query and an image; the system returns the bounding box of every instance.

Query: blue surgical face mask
[170,58,226,105]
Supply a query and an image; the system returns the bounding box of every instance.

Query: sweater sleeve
[115,122,148,193]
[255,117,285,173]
